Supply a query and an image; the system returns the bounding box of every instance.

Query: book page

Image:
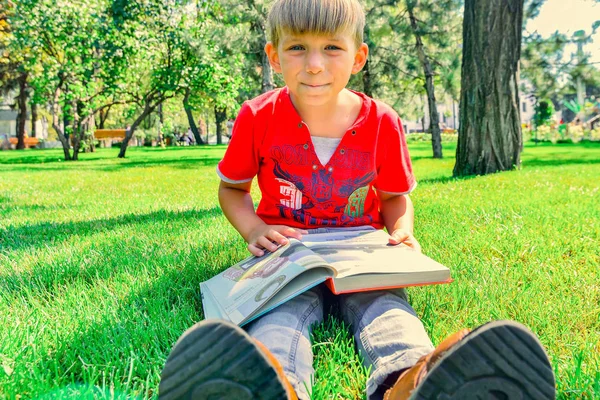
[240,266,333,326]
[302,229,447,279]
[200,239,331,325]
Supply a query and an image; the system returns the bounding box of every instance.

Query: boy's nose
[305,51,324,74]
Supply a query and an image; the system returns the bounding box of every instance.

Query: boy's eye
[325,45,341,50]
[288,45,305,51]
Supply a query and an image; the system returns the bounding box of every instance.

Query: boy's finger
[247,243,265,257]
[257,236,280,252]
[281,226,304,238]
[269,230,289,245]
[389,230,409,245]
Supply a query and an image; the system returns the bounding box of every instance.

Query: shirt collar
[278,86,372,130]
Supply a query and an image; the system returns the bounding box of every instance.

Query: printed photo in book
[200,227,452,326]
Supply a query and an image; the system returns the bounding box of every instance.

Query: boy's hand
[247,223,309,257]
[388,229,422,253]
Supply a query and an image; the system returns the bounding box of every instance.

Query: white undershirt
[311,136,342,165]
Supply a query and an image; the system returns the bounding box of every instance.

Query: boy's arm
[219,180,306,256]
[377,191,422,253]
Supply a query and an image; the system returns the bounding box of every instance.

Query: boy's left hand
[388,229,422,253]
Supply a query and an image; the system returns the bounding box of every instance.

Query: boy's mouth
[302,83,330,88]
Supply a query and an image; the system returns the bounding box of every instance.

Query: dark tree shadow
[417,174,478,185]
[1,208,222,253]
[522,157,600,168]
[0,157,221,172]
[0,207,224,299]
[0,146,227,165]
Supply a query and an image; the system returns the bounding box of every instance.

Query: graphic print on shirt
[276,178,303,209]
[344,186,369,218]
[272,159,375,226]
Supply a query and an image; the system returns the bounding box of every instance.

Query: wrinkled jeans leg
[339,289,434,400]
[245,286,324,400]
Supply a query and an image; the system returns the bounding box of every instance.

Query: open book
[200,227,451,326]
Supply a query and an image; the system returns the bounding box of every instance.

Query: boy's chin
[290,91,338,107]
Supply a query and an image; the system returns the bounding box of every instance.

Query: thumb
[389,229,410,245]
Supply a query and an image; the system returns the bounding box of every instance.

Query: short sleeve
[216,103,259,183]
[373,114,417,194]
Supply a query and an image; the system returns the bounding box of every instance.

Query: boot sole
[410,320,555,400]
[159,319,288,400]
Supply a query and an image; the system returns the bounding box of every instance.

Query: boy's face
[265,30,368,108]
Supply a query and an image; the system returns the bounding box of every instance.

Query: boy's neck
[289,89,362,137]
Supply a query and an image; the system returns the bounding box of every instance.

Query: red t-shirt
[217,87,416,229]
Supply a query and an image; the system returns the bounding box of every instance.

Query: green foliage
[7,0,131,159]
[521,16,600,108]
[520,32,569,100]
[346,0,462,120]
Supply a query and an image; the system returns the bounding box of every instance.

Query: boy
[158,0,555,399]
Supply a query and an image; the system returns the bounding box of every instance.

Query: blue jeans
[245,285,434,399]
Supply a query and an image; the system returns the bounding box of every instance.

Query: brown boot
[159,319,297,400]
[384,320,555,400]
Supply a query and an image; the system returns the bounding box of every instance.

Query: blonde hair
[267,0,365,48]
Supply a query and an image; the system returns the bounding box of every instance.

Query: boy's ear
[351,43,369,74]
[264,42,282,73]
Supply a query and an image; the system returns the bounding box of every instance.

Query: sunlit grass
[1,142,599,399]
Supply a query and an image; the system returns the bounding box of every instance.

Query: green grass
[1,142,599,399]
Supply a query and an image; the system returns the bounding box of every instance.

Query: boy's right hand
[246,223,308,257]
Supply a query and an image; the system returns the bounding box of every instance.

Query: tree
[112,0,186,157]
[356,0,461,148]
[210,0,273,94]
[454,0,524,176]
[520,32,568,102]
[10,0,128,160]
[179,9,244,146]
[405,0,443,158]
[0,2,30,150]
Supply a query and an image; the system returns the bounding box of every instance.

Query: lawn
[1,142,599,399]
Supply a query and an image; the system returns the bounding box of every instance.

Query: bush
[406,133,458,143]
[524,125,600,144]
[533,100,555,128]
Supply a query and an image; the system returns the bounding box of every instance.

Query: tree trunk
[51,86,72,160]
[31,102,38,138]
[205,114,209,144]
[183,89,205,145]
[41,115,48,138]
[362,60,373,98]
[97,105,111,129]
[72,125,81,160]
[454,0,524,177]
[407,2,442,158]
[71,101,81,161]
[118,102,155,158]
[85,114,95,153]
[255,23,274,93]
[16,74,28,150]
[214,106,227,145]
[362,25,373,98]
[452,99,457,130]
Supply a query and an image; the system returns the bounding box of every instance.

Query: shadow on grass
[418,174,478,185]
[522,156,600,168]
[0,157,221,172]
[0,146,227,164]
[0,207,223,299]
